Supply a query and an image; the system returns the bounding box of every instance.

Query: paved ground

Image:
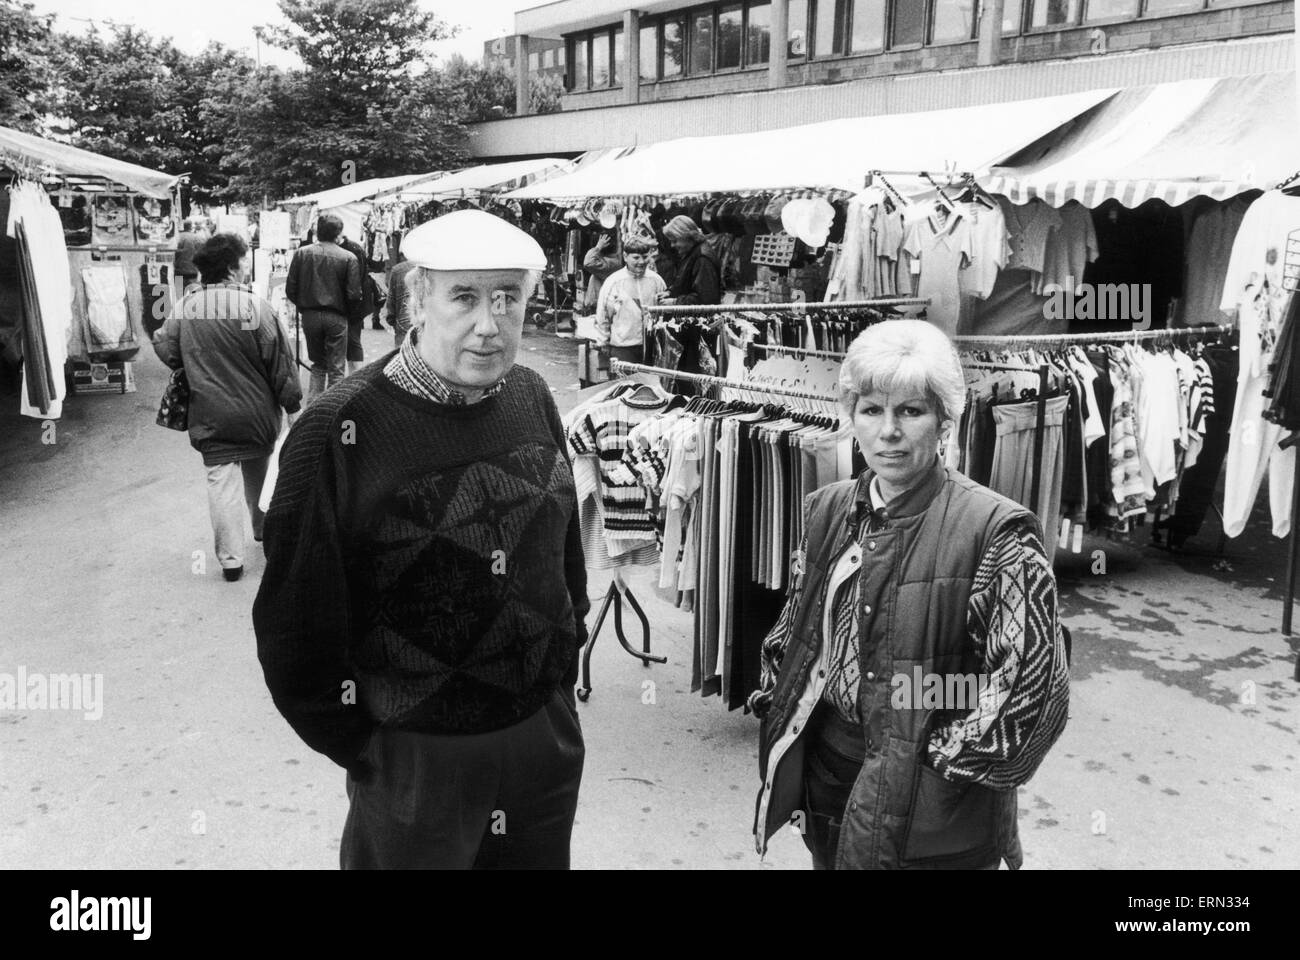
[1,323,1297,870]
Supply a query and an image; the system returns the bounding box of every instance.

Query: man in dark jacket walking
[339,232,377,374]
[286,214,361,401]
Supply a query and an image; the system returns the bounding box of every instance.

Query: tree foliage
[0,0,56,133]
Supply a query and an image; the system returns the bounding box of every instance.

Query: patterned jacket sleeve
[926,519,1070,789]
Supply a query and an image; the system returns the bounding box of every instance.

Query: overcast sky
[31,0,529,69]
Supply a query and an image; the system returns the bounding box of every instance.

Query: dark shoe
[222,566,243,582]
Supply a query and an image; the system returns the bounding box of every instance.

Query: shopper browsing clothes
[285,213,362,401]
[253,211,590,869]
[749,320,1070,870]
[594,231,667,365]
[581,228,622,314]
[662,215,722,306]
[152,233,303,583]
[339,231,379,374]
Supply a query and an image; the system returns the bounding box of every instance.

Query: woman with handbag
[152,233,303,583]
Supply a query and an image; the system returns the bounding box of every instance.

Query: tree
[0,0,56,133]
[202,0,471,205]
[529,73,564,116]
[438,55,516,123]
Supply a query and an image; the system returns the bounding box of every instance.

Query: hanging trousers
[340,692,585,869]
[1168,348,1237,545]
[204,455,269,571]
[989,396,1069,538]
[1223,367,1294,538]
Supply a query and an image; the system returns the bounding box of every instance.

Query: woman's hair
[663,215,703,245]
[623,236,657,255]
[838,319,966,424]
[192,233,249,284]
[316,213,344,242]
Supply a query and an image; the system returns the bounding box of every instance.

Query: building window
[690,8,715,73]
[747,1,772,64]
[557,47,565,66]
[1030,0,1082,28]
[542,49,553,68]
[613,27,624,84]
[592,30,611,86]
[931,0,977,41]
[718,4,744,68]
[1003,0,1024,32]
[788,0,809,58]
[528,51,539,71]
[571,37,588,89]
[1083,0,1138,18]
[640,23,658,81]
[1141,0,1202,13]
[890,0,926,46]
[850,0,885,52]
[663,17,686,76]
[812,0,848,57]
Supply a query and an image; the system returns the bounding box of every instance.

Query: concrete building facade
[469,0,1295,158]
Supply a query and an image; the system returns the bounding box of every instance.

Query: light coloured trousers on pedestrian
[205,456,270,570]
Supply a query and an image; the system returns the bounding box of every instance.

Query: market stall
[0,124,182,413]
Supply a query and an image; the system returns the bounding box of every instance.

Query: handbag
[156,367,190,431]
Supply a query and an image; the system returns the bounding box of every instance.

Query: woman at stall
[662,215,721,306]
[152,233,303,583]
[748,319,1070,870]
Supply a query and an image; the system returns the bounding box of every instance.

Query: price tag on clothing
[146,262,162,285]
[1059,518,1071,551]
[58,192,72,208]
[1072,524,1084,554]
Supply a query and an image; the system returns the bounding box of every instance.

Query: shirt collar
[383,326,506,406]
[853,457,947,525]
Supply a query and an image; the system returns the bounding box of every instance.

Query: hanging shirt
[904,210,973,336]
[999,197,1062,275]
[1037,201,1098,295]
[957,201,1009,301]
[1178,196,1249,327]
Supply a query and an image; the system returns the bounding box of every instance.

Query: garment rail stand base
[577,571,664,702]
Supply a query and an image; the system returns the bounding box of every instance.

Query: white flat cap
[401,209,546,271]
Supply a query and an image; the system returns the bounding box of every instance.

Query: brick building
[469,0,1295,158]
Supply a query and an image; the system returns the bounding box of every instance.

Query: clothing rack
[610,360,839,404]
[646,297,927,316]
[576,570,662,703]
[965,360,1052,529]
[746,342,848,360]
[952,322,1237,347]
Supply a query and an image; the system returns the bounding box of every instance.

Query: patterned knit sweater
[253,362,589,771]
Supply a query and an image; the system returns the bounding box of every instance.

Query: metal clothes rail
[611,360,838,403]
[952,322,1237,347]
[646,297,927,316]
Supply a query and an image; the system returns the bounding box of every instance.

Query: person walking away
[286,214,361,401]
[386,253,418,349]
[339,232,377,374]
[662,216,722,306]
[594,232,666,365]
[173,218,208,294]
[152,233,303,583]
[253,211,590,869]
[749,320,1070,869]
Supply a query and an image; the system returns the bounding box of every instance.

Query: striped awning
[984,73,1299,209]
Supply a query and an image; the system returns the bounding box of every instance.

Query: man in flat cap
[254,210,590,869]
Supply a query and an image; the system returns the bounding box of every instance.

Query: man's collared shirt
[384,326,505,406]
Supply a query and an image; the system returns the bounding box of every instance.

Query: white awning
[279,173,439,208]
[504,89,1116,201]
[0,124,178,198]
[376,158,575,202]
[984,73,1299,208]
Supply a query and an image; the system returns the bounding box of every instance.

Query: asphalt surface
[1,323,1296,870]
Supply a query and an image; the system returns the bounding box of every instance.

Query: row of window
[527,47,567,71]
[567,0,1267,90]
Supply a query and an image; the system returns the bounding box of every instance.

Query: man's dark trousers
[340,691,584,869]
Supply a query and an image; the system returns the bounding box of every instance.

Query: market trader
[285,213,361,402]
[253,210,590,870]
